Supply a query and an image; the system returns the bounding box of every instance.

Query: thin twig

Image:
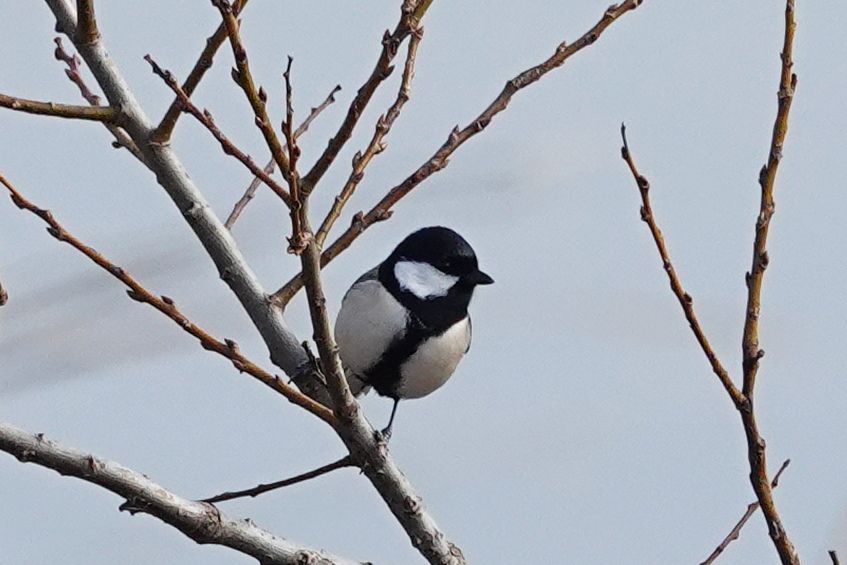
[738,2,799,563]
[0,172,333,426]
[225,85,341,230]
[225,159,276,229]
[0,423,365,565]
[315,26,422,248]
[830,551,841,565]
[201,455,355,503]
[271,0,644,306]
[0,275,7,306]
[0,93,118,122]
[282,56,307,253]
[53,37,100,105]
[74,0,99,44]
[212,0,291,184]
[144,54,292,206]
[619,124,745,407]
[300,0,433,195]
[700,459,791,565]
[154,0,249,142]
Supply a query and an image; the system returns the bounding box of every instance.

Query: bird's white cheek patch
[394,260,459,299]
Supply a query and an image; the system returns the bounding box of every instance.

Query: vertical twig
[738,2,799,563]
[282,57,307,253]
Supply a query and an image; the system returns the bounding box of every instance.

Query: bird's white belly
[397,317,471,399]
[335,277,408,378]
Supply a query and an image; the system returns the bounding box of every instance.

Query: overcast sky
[2,1,846,564]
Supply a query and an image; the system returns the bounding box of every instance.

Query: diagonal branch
[0,423,364,565]
[700,459,790,565]
[0,171,333,426]
[225,84,341,230]
[315,26,422,249]
[0,93,119,122]
[619,124,744,407]
[46,0,309,382]
[299,0,433,195]
[272,0,644,306]
[154,0,250,142]
[145,55,292,206]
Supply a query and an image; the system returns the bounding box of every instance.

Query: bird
[334,226,493,439]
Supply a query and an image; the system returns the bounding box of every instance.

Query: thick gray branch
[45,0,307,378]
[0,423,364,565]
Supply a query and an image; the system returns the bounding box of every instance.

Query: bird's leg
[378,398,400,442]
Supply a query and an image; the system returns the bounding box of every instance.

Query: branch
[52,37,145,162]
[741,0,797,396]
[737,2,799,563]
[315,26,422,250]
[0,274,7,306]
[619,124,744,407]
[145,54,292,206]
[282,57,307,253]
[0,171,333,426]
[154,0,250,142]
[212,0,292,184]
[0,92,118,122]
[225,84,341,230]
[74,0,98,44]
[300,0,434,194]
[202,455,355,503]
[700,459,790,565]
[0,423,364,565]
[271,0,644,305]
[46,0,309,381]
[831,551,841,565]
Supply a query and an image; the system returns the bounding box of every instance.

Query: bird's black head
[379,226,493,328]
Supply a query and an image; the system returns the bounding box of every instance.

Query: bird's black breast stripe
[363,316,437,399]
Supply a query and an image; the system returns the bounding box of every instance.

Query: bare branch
[145,54,293,206]
[831,551,841,565]
[300,0,434,195]
[74,0,99,44]
[295,84,342,140]
[0,171,334,426]
[154,0,250,142]
[700,459,791,565]
[271,0,644,306]
[0,423,365,565]
[282,56,307,253]
[225,158,276,229]
[225,85,341,230]
[315,27,422,250]
[202,455,355,504]
[46,0,309,380]
[0,92,118,122]
[0,275,7,306]
[619,124,745,407]
[738,2,799,563]
[212,0,292,184]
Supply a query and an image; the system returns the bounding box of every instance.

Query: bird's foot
[375,425,393,445]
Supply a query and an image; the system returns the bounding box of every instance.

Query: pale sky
[2,1,846,564]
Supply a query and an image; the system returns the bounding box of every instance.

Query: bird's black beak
[464,269,494,286]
